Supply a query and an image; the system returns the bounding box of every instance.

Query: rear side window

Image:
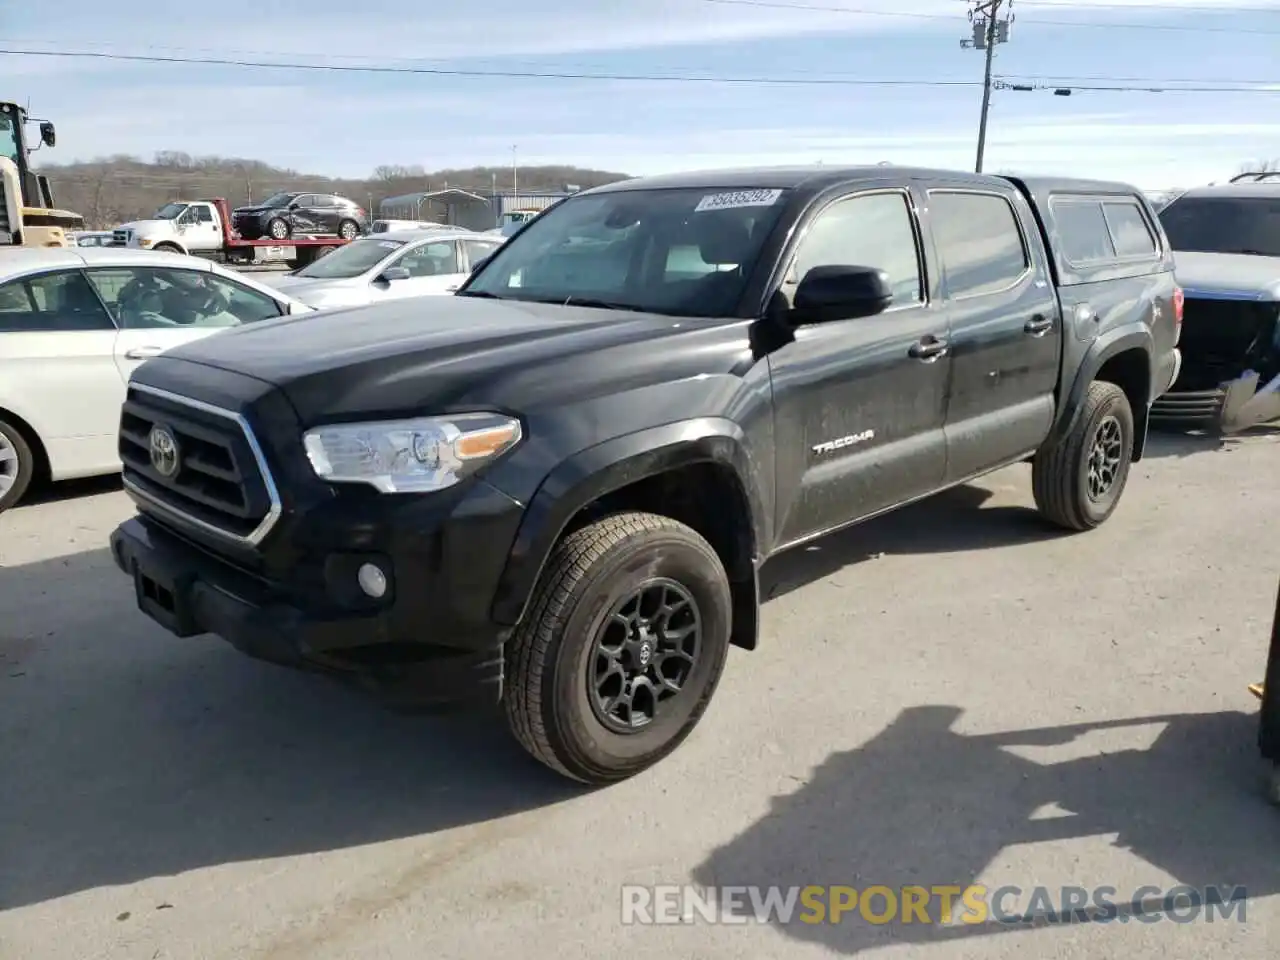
[929,191,1029,297]
[1052,200,1116,263]
[1051,195,1161,265]
[1103,201,1158,257]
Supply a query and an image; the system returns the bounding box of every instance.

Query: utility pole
[962,0,1014,173]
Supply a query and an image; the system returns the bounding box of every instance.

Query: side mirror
[39,122,55,147]
[379,266,411,282]
[470,253,493,275]
[791,265,893,324]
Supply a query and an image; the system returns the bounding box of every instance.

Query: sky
[2,0,1280,190]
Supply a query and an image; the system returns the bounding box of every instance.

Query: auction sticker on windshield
[694,189,784,212]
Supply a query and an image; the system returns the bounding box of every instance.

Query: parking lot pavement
[2,430,1279,960]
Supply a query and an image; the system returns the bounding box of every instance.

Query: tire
[1033,380,1135,531]
[0,417,36,513]
[151,242,182,254]
[504,511,733,785]
[267,217,291,241]
[337,219,360,240]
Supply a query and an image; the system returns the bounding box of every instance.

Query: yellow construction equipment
[0,100,84,247]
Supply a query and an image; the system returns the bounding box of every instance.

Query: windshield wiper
[1229,248,1275,256]
[529,296,647,312]
[456,290,501,299]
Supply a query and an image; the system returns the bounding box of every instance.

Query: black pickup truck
[108,166,1182,785]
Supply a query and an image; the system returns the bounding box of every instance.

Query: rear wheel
[504,512,733,785]
[1033,380,1134,531]
[0,418,36,513]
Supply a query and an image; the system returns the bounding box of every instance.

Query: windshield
[294,237,405,278]
[154,202,188,220]
[1158,196,1280,257]
[259,193,296,209]
[463,186,791,316]
[0,113,19,165]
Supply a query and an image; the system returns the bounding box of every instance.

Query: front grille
[118,386,280,544]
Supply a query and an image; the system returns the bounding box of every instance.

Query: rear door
[922,184,1062,480]
[0,268,123,475]
[767,186,952,546]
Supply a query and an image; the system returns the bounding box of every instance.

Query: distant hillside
[34,153,633,228]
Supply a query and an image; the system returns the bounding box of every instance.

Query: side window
[195,205,214,223]
[1050,199,1116,264]
[1103,201,1158,258]
[294,195,315,207]
[0,271,115,333]
[463,239,500,268]
[788,191,923,305]
[314,195,338,208]
[396,241,461,277]
[929,191,1029,297]
[86,267,275,329]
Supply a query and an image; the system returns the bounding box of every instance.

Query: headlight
[302,412,522,493]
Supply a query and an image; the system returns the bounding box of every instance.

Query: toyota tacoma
[108,166,1182,785]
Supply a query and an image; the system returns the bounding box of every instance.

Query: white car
[261,229,505,310]
[0,246,314,511]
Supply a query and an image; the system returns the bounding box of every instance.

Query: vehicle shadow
[0,547,581,911]
[16,473,123,507]
[1145,423,1280,459]
[692,706,1280,954]
[761,480,1069,602]
[0,478,1117,910]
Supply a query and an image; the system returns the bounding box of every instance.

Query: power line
[3,38,1274,86]
[695,0,1280,33]
[1013,0,1280,11]
[2,47,1279,92]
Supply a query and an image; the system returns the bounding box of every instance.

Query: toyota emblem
[148,424,180,478]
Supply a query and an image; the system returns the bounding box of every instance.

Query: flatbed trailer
[114,196,353,269]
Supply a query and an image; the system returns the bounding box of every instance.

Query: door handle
[908,336,949,362]
[1024,315,1054,336]
[124,345,164,359]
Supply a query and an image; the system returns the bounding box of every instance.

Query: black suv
[109,165,1181,786]
[231,192,369,242]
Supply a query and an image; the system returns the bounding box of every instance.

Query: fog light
[356,562,388,598]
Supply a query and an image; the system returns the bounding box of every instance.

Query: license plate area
[131,559,200,637]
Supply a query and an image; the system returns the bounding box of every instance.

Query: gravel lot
[2,429,1279,960]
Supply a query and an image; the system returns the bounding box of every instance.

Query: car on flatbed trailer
[113,197,353,270]
[107,164,1182,785]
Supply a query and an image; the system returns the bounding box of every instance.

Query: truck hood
[1174,252,1280,301]
[158,295,755,422]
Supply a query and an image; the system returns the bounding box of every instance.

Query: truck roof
[585,165,1144,198]
[1170,182,1280,200]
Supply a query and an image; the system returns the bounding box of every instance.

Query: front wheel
[267,217,291,240]
[1033,380,1135,531]
[337,219,360,240]
[504,512,733,785]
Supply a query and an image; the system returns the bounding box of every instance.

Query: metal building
[378,189,573,232]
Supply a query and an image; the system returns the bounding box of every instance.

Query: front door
[920,184,1063,481]
[767,187,952,548]
[378,239,469,299]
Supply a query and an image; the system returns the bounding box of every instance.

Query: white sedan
[0,246,314,512]
[261,229,505,310]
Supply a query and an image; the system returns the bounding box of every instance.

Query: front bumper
[1151,369,1280,432]
[109,476,526,709]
